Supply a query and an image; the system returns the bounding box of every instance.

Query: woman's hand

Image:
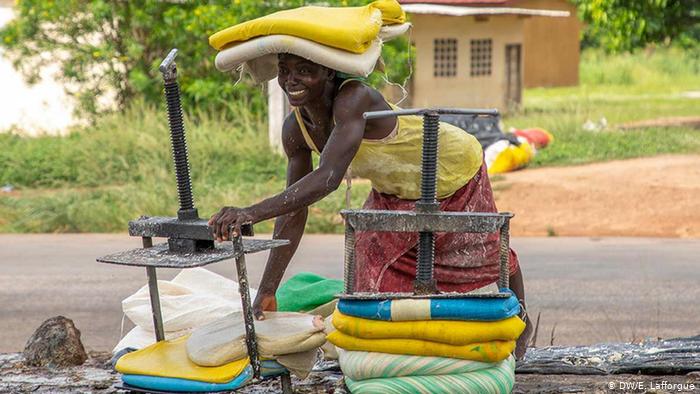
[252,291,277,320]
[208,206,256,241]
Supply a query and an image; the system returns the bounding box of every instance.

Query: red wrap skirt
[354,163,520,292]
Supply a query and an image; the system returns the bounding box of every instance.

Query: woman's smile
[286,88,306,98]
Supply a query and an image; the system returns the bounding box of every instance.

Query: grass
[0,101,372,233]
[505,47,700,167]
[1,47,699,233]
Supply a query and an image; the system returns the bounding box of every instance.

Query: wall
[517,0,581,88]
[410,13,524,111]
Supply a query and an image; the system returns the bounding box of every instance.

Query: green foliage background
[575,0,699,52]
[0,0,412,116]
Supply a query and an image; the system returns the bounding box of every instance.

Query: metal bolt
[415,111,440,294]
[160,49,198,221]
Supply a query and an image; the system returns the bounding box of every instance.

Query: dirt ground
[2,352,698,394]
[493,155,700,238]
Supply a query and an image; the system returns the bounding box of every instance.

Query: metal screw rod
[419,112,439,207]
[160,49,197,220]
[415,112,440,293]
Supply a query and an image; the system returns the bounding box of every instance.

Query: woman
[209,53,531,357]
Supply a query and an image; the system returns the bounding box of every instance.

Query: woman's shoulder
[337,77,373,95]
[338,77,368,90]
[334,79,387,111]
[333,79,374,109]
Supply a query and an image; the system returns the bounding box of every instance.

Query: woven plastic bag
[344,355,516,394]
[209,0,405,53]
[187,312,325,367]
[115,268,256,352]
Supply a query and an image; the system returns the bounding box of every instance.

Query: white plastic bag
[114,268,256,352]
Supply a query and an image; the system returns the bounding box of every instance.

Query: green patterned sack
[338,349,497,380]
[344,355,515,394]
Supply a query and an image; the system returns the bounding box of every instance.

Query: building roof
[401,3,570,17]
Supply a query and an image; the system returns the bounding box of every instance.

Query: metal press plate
[340,209,512,233]
[97,239,288,268]
[338,291,512,300]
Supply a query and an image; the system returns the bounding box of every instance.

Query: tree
[0,0,412,116]
[576,0,700,52]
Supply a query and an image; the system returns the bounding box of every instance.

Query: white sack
[115,268,256,352]
[215,23,411,83]
[216,35,382,83]
[113,326,190,353]
[187,311,326,367]
[378,22,411,41]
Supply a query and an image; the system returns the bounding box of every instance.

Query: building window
[433,38,457,78]
[470,39,492,77]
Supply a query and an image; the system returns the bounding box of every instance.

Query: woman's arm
[209,85,370,241]
[252,114,313,318]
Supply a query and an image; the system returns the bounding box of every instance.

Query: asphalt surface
[1,234,698,353]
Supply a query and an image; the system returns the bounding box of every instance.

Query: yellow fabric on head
[209,0,406,53]
[327,331,515,363]
[332,310,525,345]
[115,336,248,384]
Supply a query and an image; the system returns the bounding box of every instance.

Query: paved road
[1,234,698,352]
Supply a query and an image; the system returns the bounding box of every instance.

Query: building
[400,0,579,111]
[267,1,580,150]
[518,0,580,88]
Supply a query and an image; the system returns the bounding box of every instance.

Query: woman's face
[278,54,333,106]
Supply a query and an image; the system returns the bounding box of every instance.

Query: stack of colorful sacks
[114,336,285,392]
[114,311,326,392]
[209,0,409,83]
[327,291,525,393]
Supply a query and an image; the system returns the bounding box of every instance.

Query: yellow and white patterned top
[293,101,483,200]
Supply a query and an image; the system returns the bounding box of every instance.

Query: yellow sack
[209,0,406,53]
[115,336,248,384]
[487,140,534,175]
[327,331,514,363]
[332,310,525,346]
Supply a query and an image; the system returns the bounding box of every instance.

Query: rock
[23,316,87,368]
